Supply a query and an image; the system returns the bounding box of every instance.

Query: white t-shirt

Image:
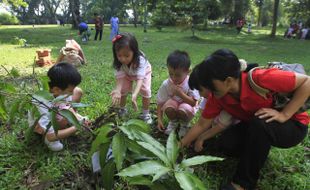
[34,95,73,133]
[115,55,151,80]
[157,76,200,105]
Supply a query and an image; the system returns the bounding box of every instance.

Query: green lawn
[0,25,309,189]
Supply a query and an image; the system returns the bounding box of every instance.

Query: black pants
[94,29,102,41]
[216,117,308,189]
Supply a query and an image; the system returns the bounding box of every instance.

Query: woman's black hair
[167,50,191,70]
[112,32,142,70]
[189,49,240,91]
[47,62,81,90]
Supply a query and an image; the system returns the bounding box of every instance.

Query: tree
[255,0,264,26]
[69,0,80,29]
[270,0,280,37]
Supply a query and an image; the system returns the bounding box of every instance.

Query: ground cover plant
[0,25,309,189]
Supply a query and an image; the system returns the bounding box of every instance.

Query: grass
[0,24,309,189]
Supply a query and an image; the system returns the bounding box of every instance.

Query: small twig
[0,65,18,86]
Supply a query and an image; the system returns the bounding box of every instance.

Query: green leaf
[102,159,116,190]
[136,141,170,166]
[50,111,60,136]
[125,119,151,134]
[52,94,69,103]
[0,95,7,117]
[32,90,53,105]
[175,171,206,190]
[58,109,81,129]
[166,130,179,167]
[112,133,127,171]
[118,160,169,177]
[127,176,153,186]
[39,76,50,91]
[0,82,16,93]
[99,143,111,168]
[125,138,154,158]
[152,167,171,182]
[8,99,20,124]
[180,155,224,168]
[71,102,89,108]
[90,124,113,155]
[133,130,166,153]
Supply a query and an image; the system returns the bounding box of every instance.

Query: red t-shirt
[202,68,309,125]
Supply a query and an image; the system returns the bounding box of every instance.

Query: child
[156,50,200,136]
[110,32,152,124]
[94,13,103,41]
[32,62,87,151]
[56,39,86,67]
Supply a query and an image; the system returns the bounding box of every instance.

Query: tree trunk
[257,4,262,27]
[270,0,280,38]
[131,0,138,28]
[69,0,80,29]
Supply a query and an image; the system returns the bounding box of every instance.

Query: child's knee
[165,107,177,118]
[73,87,83,102]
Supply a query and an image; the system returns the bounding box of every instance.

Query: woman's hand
[194,137,204,152]
[157,119,165,132]
[255,108,289,123]
[111,90,121,106]
[131,93,138,111]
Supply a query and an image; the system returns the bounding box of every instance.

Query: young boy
[156,50,200,137]
[32,62,87,151]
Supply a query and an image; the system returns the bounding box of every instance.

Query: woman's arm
[256,74,310,123]
[181,116,213,147]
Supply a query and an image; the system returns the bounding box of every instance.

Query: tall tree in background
[270,0,280,37]
[69,0,80,28]
[255,0,264,26]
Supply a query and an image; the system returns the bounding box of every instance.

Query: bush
[0,13,19,25]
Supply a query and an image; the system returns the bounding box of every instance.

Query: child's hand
[171,84,184,97]
[194,138,204,152]
[111,90,121,106]
[131,94,138,111]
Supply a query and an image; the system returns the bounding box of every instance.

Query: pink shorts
[162,99,196,119]
[120,71,152,98]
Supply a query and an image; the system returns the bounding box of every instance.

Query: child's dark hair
[167,50,191,70]
[112,32,142,70]
[189,49,240,91]
[47,62,81,90]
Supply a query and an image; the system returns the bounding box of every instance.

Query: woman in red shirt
[181,49,310,190]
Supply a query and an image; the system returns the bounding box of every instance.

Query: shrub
[0,13,19,25]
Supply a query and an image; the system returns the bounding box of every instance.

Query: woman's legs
[218,117,308,189]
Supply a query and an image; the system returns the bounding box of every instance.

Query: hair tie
[239,59,247,71]
[112,34,122,43]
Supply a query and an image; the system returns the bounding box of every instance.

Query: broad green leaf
[175,171,206,190]
[99,143,111,168]
[166,130,179,167]
[127,176,152,186]
[102,159,116,190]
[52,94,69,103]
[32,90,53,105]
[112,133,127,171]
[132,130,166,153]
[136,141,170,166]
[125,119,151,134]
[125,138,154,158]
[90,125,113,155]
[180,155,224,168]
[58,109,80,129]
[118,125,141,140]
[50,111,60,136]
[39,76,50,91]
[118,160,168,177]
[71,102,89,108]
[8,99,21,124]
[152,167,171,182]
